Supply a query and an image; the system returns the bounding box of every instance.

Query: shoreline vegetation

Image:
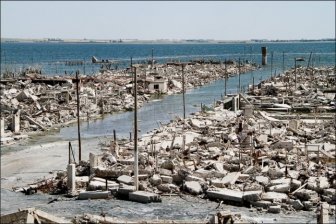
[1,37,335,44]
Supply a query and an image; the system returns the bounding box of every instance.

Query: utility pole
[238,58,241,93]
[76,70,82,161]
[270,51,273,78]
[282,52,285,74]
[83,58,86,75]
[151,48,154,68]
[224,59,227,97]
[132,57,139,191]
[182,64,186,120]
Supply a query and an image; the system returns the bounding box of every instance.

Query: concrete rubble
[8,65,336,221]
[0,60,255,146]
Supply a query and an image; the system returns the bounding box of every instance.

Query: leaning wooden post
[113,129,116,142]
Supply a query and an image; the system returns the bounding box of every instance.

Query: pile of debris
[0,60,256,146]
[17,101,335,216]
[248,66,335,112]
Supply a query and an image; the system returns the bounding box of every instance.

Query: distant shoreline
[1,38,335,45]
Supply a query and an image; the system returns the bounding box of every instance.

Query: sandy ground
[1,136,103,190]
[1,130,334,223]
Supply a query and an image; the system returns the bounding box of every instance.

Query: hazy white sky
[1,1,335,40]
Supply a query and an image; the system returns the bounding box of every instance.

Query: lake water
[1,41,335,140]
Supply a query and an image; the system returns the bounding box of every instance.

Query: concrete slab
[251,200,273,209]
[116,184,136,199]
[261,192,288,202]
[207,189,244,203]
[78,191,109,200]
[161,175,173,184]
[221,172,241,185]
[184,181,203,195]
[185,175,205,182]
[128,191,161,203]
[117,175,133,185]
[256,176,270,186]
[268,205,281,213]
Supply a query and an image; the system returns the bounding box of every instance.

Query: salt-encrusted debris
[0,60,255,146]
[11,65,336,220]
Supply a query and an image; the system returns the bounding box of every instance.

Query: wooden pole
[238,58,241,93]
[282,51,285,74]
[76,71,82,161]
[224,59,227,97]
[182,64,186,120]
[133,64,139,191]
[270,51,273,78]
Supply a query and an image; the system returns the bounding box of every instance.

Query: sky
[1,1,335,40]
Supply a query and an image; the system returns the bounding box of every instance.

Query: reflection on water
[58,68,262,140]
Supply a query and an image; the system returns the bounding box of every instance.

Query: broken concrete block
[207,189,244,204]
[185,175,205,182]
[157,183,178,193]
[160,160,175,170]
[302,201,313,211]
[268,183,290,193]
[213,162,224,172]
[184,181,203,195]
[161,175,173,184]
[251,200,273,209]
[289,120,300,131]
[256,134,268,144]
[290,199,304,210]
[270,141,293,150]
[237,174,250,182]
[116,185,136,199]
[294,189,319,203]
[261,165,269,174]
[75,176,89,188]
[210,179,226,188]
[256,176,270,186]
[261,192,288,202]
[268,205,281,213]
[244,105,253,118]
[138,174,148,181]
[117,175,133,185]
[89,153,102,170]
[78,191,109,200]
[242,190,262,202]
[88,179,119,191]
[193,169,213,179]
[129,191,161,203]
[268,167,284,180]
[150,174,162,186]
[221,172,241,186]
[242,166,256,175]
[307,176,330,191]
